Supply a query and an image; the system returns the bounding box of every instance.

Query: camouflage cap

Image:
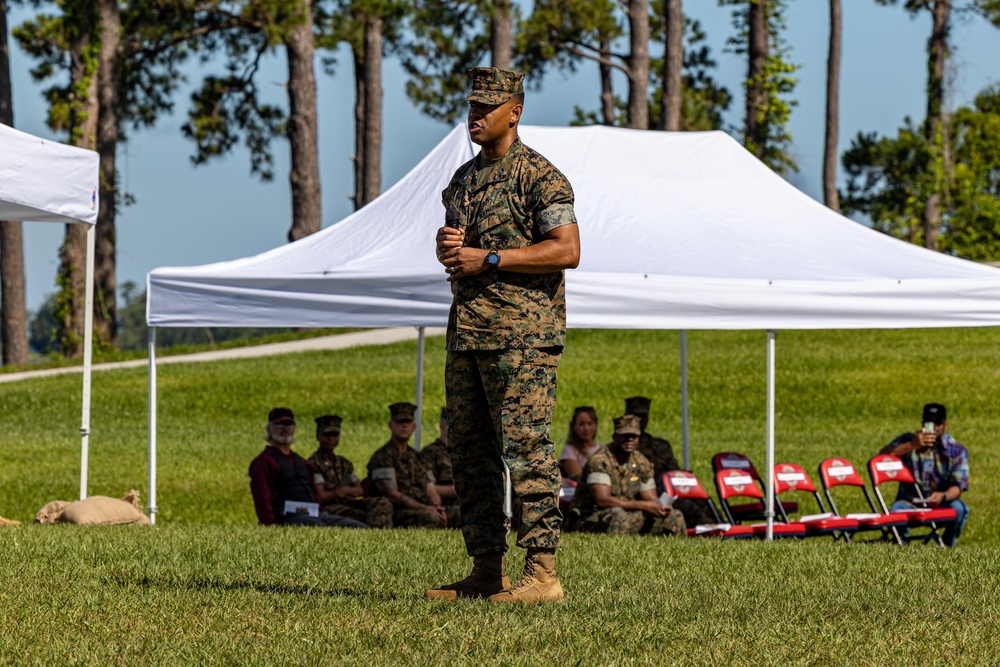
[613,414,642,436]
[268,407,295,424]
[389,402,417,422]
[466,67,524,105]
[624,396,652,415]
[314,415,342,434]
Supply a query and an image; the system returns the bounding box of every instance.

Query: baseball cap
[922,403,947,424]
[268,407,295,425]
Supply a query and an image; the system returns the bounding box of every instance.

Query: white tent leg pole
[765,330,777,541]
[680,330,690,470]
[502,459,513,520]
[148,327,158,524]
[79,224,96,500]
[414,327,426,450]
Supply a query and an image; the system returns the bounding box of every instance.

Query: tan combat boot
[424,553,511,600]
[488,548,563,604]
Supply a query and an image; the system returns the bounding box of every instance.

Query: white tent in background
[0,122,100,499]
[147,124,1000,532]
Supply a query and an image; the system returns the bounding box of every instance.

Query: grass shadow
[110,573,404,602]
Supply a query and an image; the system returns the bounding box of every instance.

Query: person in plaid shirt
[880,403,970,546]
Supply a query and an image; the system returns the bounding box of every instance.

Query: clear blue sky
[6,1,1000,312]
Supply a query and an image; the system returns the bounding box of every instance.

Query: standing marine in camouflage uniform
[420,407,459,507]
[308,415,393,529]
[626,395,715,527]
[568,415,686,536]
[367,403,459,528]
[425,67,581,604]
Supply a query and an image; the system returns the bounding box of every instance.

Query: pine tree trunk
[600,35,614,126]
[823,0,841,212]
[922,0,949,250]
[626,0,650,129]
[0,0,29,365]
[361,16,382,207]
[659,0,683,131]
[285,0,322,242]
[352,43,365,211]
[490,0,512,70]
[745,0,769,161]
[94,0,120,347]
[59,9,100,359]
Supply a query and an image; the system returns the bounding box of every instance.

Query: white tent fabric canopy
[146,123,1000,534]
[0,122,100,500]
[148,124,1000,330]
[0,123,98,225]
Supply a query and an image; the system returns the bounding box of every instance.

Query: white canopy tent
[1,122,100,499]
[147,124,1000,533]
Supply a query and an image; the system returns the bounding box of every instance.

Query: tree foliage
[842,85,1000,261]
[400,0,508,124]
[720,0,798,174]
[648,17,730,131]
[180,1,306,181]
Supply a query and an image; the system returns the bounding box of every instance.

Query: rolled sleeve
[639,479,656,493]
[536,203,577,234]
[587,472,612,487]
[370,468,396,483]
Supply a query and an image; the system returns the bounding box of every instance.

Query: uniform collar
[473,137,523,186]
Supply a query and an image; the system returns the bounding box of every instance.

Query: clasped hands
[436,226,488,282]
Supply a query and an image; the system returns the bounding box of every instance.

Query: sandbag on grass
[41,490,151,526]
[35,500,72,524]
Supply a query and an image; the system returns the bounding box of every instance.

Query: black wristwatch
[486,249,501,270]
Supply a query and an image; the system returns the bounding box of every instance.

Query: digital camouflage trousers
[321,497,394,529]
[446,347,563,556]
[575,506,687,536]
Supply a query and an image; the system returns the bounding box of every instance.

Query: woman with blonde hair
[559,406,603,481]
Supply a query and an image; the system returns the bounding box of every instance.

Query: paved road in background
[0,328,447,384]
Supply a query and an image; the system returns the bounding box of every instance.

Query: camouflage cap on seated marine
[613,414,642,436]
[466,67,525,106]
[389,402,417,422]
[315,415,342,435]
[624,396,652,415]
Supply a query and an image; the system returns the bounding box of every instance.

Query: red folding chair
[772,462,858,541]
[661,471,753,539]
[712,452,798,518]
[714,469,806,539]
[867,454,957,548]
[817,457,908,545]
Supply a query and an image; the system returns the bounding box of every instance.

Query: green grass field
[2,328,999,664]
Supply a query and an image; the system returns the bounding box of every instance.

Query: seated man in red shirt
[249,407,367,528]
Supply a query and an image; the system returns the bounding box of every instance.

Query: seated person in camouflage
[567,414,685,536]
[308,415,393,529]
[367,402,460,528]
[625,395,714,528]
[420,407,458,504]
[249,408,367,529]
